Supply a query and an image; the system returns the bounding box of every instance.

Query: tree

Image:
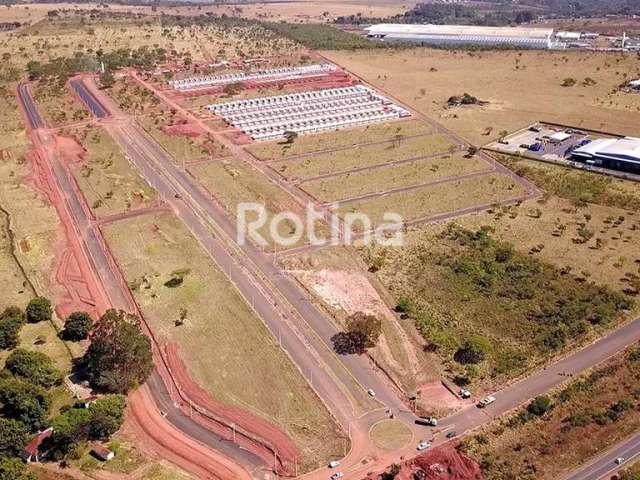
[47,408,92,459]
[283,130,298,145]
[466,146,478,157]
[87,395,126,440]
[454,335,491,365]
[0,458,36,480]
[0,378,50,431]
[62,311,92,341]
[99,69,115,88]
[82,309,153,393]
[25,60,42,80]
[333,312,382,354]
[5,349,62,388]
[0,418,29,460]
[0,307,25,350]
[25,297,52,324]
[527,395,553,416]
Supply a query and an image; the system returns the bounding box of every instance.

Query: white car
[328,461,340,469]
[615,457,625,465]
[367,389,376,397]
[417,441,431,451]
[478,395,496,408]
[331,473,344,480]
[459,389,471,399]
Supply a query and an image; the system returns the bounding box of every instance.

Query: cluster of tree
[447,93,486,107]
[26,45,167,88]
[443,225,632,355]
[331,312,382,355]
[262,22,379,50]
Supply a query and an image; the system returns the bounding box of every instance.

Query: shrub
[5,349,62,389]
[454,335,491,364]
[0,307,25,350]
[62,311,93,341]
[527,395,553,416]
[25,297,52,324]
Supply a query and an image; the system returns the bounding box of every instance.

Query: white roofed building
[364,24,556,49]
[571,137,640,173]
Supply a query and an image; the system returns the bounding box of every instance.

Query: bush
[0,458,35,480]
[0,307,25,350]
[454,335,491,364]
[527,395,553,416]
[25,297,52,324]
[561,78,577,87]
[62,312,93,341]
[395,297,412,313]
[5,349,62,389]
[0,418,30,459]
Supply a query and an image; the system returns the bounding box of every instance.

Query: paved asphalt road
[565,433,640,480]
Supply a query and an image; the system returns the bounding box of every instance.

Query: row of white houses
[208,85,410,141]
[170,64,337,91]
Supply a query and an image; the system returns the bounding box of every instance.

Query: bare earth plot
[323,49,640,146]
[248,119,434,161]
[189,157,328,249]
[67,126,157,217]
[283,245,439,400]
[101,212,346,471]
[270,134,456,181]
[338,172,526,229]
[301,152,489,203]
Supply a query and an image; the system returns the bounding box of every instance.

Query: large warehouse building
[364,24,556,49]
[571,136,640,173]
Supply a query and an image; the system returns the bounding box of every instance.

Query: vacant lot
[32,80,89,127]
[270,134,456,181]
[69,126,157,217]
[189,157,328,249]
[248,120,434,161]
[102,212,345,470]
[339,172,525,228]
[361,221,634,390]
[369,420,412,451]
[324,49,640,146]
[301,152,489,203]
[463,343,640,479]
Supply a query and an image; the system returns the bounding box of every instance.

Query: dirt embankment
[164,343,300,474]
[373,443,482,480]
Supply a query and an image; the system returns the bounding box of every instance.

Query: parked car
[478,396,496,408]
[459,389,471,399]
[367,389,376,397]
[328,461,340,469]
[417,441,431,451]
[331,472,344,480]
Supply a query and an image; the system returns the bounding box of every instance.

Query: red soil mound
[164,343,300,472]
[394,443,483,480]
[54,135,86,165]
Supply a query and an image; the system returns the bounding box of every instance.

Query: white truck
[477,395,496,408]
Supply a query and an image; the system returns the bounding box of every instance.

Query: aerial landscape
[0,0,639,479]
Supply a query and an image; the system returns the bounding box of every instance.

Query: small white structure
[547,131,572,143]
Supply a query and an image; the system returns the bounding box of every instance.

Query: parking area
[486,123,597,161]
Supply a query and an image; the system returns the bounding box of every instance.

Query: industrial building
[364,24,557,49]
[170,64,337,91]
[571,136,640,173]
[208,85,410,141]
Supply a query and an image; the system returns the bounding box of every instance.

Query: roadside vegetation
[496,155,640,211]
[262,22,378,50]
[462,342,640,479]
[362,225,634,388]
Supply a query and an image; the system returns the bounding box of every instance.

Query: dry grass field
[249,119,434,161]
[0,85,73,371]
[324,49,640,146]
[301,152,488,203]
[0,1,414,25]
[0,14,302,70]
[369,420,413,451]
[270,134,456,181]
[68,126,157,217]
[102,212,346,470]
[463,343,640,479]
[189,157,328,249]
[339,172,525,228]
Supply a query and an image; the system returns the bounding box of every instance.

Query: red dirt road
[164,343,300,471]
[128,386,253,480]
